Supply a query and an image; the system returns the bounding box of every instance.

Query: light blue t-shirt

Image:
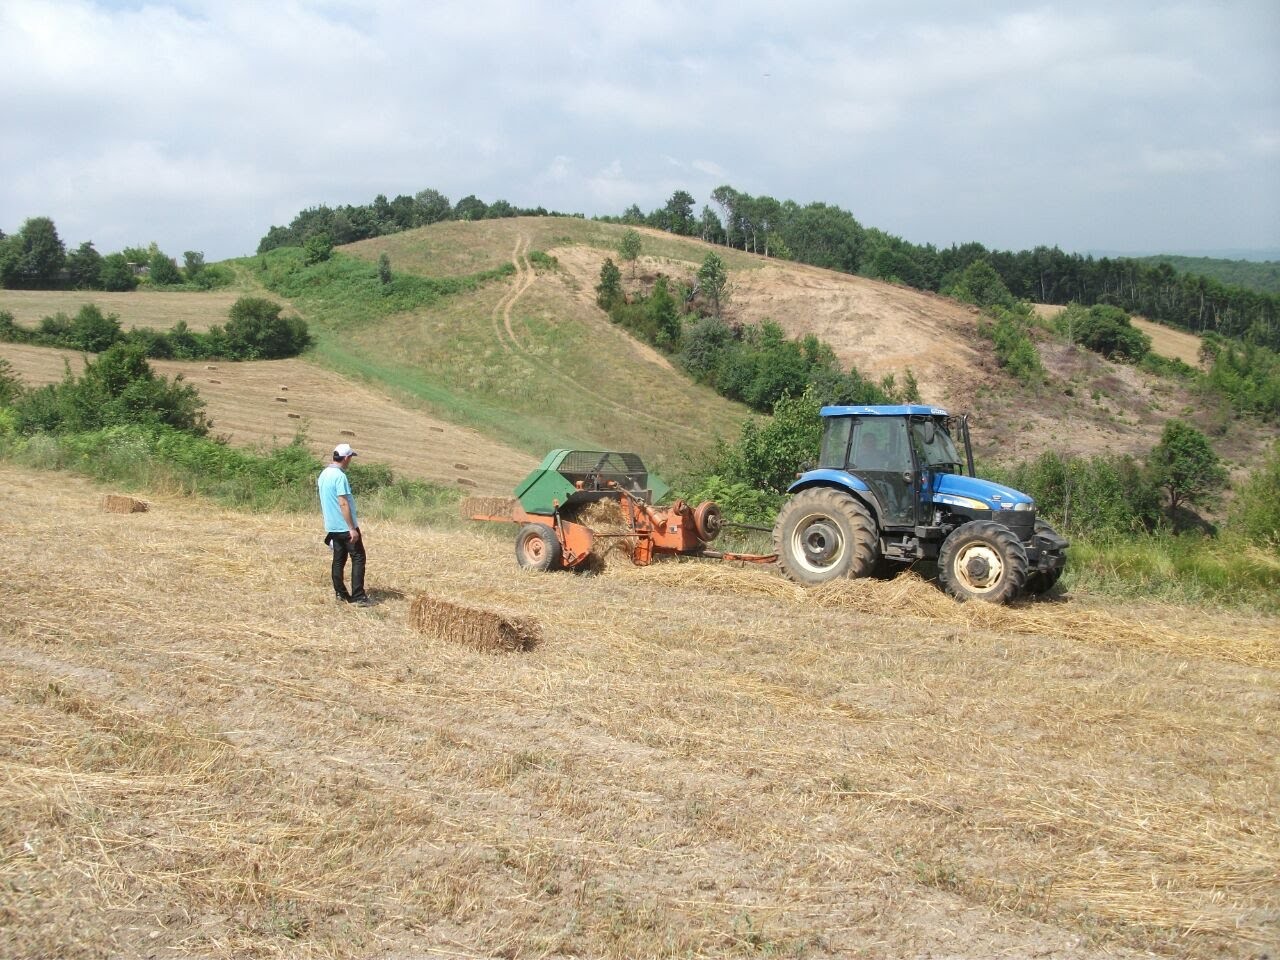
[318,464,357,532]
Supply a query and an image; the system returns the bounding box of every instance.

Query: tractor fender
[786,472,883,528]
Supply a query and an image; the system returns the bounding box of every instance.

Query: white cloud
[0,0,1276,257]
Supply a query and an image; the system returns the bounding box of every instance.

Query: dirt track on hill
[4,464,1277,959]
[0,343,536,494]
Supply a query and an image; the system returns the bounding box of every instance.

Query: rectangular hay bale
[459,496,517,520]
[408,595,540,653]
[103,495,148,514]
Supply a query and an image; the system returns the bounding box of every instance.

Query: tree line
[0,217,229,292]
[0,297,311,362]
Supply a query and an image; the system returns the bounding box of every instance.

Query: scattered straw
[102,495,148,514]
[408,594,540,653]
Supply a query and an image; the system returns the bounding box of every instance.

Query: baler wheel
[693,501,723,542]
[515,523,563,572]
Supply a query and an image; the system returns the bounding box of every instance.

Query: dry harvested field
[4,464,1277,959]
[0,343,535,494]
[0,289,246,332]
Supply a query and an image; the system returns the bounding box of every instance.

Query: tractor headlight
[1013,501,1034,511]
[940,495,990,511]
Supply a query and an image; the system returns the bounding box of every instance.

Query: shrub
[1059,303,1151,362]
[1229,440,1280,549]
[68,304,123,352]
[1148,419,1228,515]
[995,451,1163,536]
[218,296,311,359]
[943,259,1016,310]
[982,306,1044,385]
[10,344,207,436]
[0,356,21,405]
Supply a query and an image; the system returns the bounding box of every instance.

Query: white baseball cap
[333,442,358,459]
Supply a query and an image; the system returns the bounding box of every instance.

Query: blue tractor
[773,405,1068,603]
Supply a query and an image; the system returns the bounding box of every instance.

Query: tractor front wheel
[515,523,563,572]
[938,520,1028,603]
[773,488,879,586]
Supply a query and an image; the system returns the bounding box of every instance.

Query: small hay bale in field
[103,495,148,514]
[409,595,540,653]
[459,496,516,520]
[205,364,217,370]
[287,413,300,419]
[430,426,444,433]
[340,429,356,437]
[455,462,469,471]
[279,385,288,391]
[457,477,477,487]
[274,397,288,403]
[208,378,221,384]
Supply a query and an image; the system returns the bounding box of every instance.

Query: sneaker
[350,596,374,608]
[335,594,352,604]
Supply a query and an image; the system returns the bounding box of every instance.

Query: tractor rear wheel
[1025,520,1066,595]
[938,520,1028,603]
[515,523,563,572]
[773,488,879,586]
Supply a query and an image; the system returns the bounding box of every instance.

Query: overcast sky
[2,0,1277,262]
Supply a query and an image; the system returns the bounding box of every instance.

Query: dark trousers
[327,531,366,601]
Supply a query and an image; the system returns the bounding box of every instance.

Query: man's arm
[339,494,360,541]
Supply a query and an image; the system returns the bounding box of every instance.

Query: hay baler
[468,449,773,570]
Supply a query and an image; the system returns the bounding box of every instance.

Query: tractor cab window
[850,418,911,472]
[819,416,853,469]
[911,418,962,473]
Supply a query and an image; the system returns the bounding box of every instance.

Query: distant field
[0,289,247,332]
[0,342,535,494]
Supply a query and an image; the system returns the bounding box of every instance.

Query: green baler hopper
[513,450,670,516]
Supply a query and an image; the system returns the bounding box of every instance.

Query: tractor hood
[929,473,1035,512]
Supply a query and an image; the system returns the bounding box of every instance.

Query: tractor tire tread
[773,487,879,586]
[938,519,1028,604]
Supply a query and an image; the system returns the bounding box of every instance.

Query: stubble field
[3,464,1276,959]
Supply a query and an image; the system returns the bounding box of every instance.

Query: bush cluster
[8,343,208,437]
[0,297,311,361]
[1056,303,1152,362]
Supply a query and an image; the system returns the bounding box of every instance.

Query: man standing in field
[318,442,372,606]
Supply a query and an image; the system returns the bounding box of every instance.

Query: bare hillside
[5,464,1277,959]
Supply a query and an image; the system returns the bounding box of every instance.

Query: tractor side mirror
[921,421,937,444]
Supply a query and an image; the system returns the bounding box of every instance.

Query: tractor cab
[815,405,976,530]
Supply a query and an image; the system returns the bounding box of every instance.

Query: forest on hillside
[1136,254,1280,296]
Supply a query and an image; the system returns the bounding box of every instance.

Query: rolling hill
[2,215,1275,488]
